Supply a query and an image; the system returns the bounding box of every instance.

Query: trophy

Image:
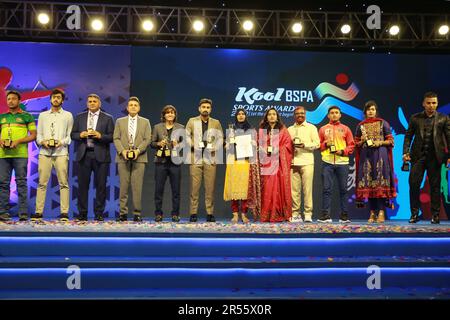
[206,135,214,150]
[328,131,336,153]
[171,139,178,157]
[126,134,136,160]
[157,135,168,157]
[48,123,56,148]
[87,115,95,137]
[228,123,235,144]
[267,130,273,155]
[3,125,11,148]
[361,125,373,147]
[401,161,410,172]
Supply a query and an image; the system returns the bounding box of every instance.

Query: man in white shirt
[32,89,73,221]
[287,106,320,223]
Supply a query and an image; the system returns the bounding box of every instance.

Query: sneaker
[155,214,163,222]
[171,215,180,223]
[189,214,198,222]
[431,214,440,224]
[290,215,303,223]
[339,212,351,223]
[206,214,216,222]
[0,213,11,222]
[18,213,28,221]
[317,212,332,223]
[30,213,43,221]
[134,215,143,222]
[57,214,69,222]
[304,216,313,223]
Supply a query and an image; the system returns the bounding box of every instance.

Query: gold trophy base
[401,162,410,172]
[366,139,374,147]
[48,139,56,148]
[164,149,171,157]
[3,139,11,148]
[330,145,337,153]
[126,150,136,160]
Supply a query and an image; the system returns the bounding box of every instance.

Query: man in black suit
[71,94,114,221]
[403,91,450,224]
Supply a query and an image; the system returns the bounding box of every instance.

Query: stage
[0,219,449,299]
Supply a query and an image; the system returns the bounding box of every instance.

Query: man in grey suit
[113,97,151,222]
[186,98,223,223]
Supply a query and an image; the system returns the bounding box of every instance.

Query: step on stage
[0,219,449,299]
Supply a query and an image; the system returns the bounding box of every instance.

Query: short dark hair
[423,91,438,99]
[161,104,177,122]
[198,98,213,107]
[363,100,378,117]
[6,90,21,100]
[328,106,341,114]
[51,88,65,100]
[128,96,140,104]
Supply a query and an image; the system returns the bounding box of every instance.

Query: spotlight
[291,22,303,33]
[438,24,449,35]
[341,24,351,34]
[37,12,50,25]
[142,19,154,32]
[192,20,204,32]
[91,19,104,31]
[242,20,254,31]
[389,25,400,36]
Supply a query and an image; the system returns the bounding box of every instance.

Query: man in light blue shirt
[32,89,73,221]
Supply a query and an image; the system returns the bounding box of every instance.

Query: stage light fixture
[37,12,50,25]
[142,19,154,32]
[192,19,204,32]
[389,25,400,36]
[438,24,449,35]
[291,22,303,33]
[242,20,254,31]
[91,19,104,31]
[341,24,351,34]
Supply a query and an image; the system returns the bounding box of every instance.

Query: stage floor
[0,219,449,237]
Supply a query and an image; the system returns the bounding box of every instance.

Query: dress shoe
[117,215,127,222]
[171,215,180,223]
[18,213,28,222]
[409,212,419,223]
[154,214,163,222]
[30,213,43,221]
[58,214,69,222]
[0,213,11,222]
[206,214,216,222]
[189,214,198,222]
[94,214,104,222]
[231,212,239,224]
[134,215,143,222]
[431,214,440,224]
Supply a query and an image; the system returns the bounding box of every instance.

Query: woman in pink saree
[258,108,293,222]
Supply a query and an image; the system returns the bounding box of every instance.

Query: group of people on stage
[0,89,448,224]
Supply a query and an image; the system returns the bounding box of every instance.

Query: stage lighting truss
[0,1,448,51]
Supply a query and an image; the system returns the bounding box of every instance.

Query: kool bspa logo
[231,73,363,124]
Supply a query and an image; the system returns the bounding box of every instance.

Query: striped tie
[129,117,135,142]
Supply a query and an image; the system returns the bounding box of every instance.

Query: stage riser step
[0,268,449,290]
[1,237,449,257]
[1,256,448,268]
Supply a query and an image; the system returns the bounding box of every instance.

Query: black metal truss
[0,1,448,51]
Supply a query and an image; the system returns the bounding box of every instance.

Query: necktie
[129,117,135,142]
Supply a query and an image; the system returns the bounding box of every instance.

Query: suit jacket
[150,122,185,163]
[185,115,223,164]
[403,111,450,164]
[71,110,114,163]
[113,115,152,163]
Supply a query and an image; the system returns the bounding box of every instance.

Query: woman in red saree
[258,108,293,222]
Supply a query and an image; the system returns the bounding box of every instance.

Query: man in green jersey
[0,90,37,221]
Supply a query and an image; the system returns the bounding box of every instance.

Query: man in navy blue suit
[71,94,114,221]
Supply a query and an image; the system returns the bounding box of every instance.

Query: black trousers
[409,154,442,215]
[154,162,181,216]
[77,150,109,216]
